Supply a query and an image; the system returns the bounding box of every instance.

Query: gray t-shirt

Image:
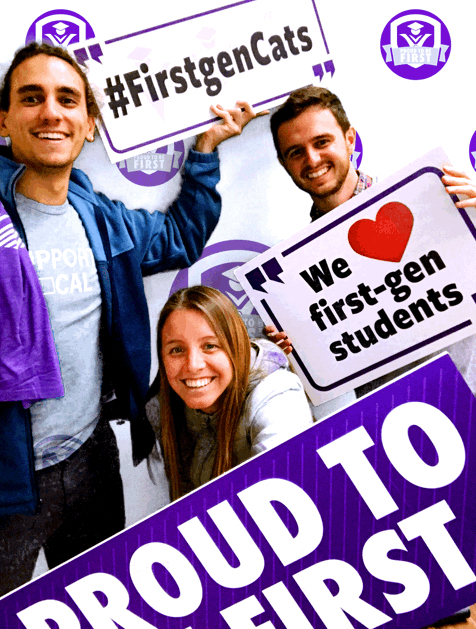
[16,193,103,470]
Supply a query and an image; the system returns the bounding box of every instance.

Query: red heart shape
[348,202,414,262]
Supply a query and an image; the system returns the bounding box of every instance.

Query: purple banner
[2,354,476,629]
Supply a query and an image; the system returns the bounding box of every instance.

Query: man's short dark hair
[270,86,351,159]
[0,42,100,118]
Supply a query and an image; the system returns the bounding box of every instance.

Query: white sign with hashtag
[70,0,334,163]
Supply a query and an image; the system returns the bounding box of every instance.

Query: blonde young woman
[145,285,313,500]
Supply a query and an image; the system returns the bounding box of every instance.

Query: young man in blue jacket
[0,41,264,595]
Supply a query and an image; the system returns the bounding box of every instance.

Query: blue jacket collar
[69,167,105,205]
[0,148,25,209]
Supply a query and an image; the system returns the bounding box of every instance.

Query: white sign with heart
[235,147,476,406]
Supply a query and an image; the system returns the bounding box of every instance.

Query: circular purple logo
[350,130,363,170]
[25,10,95,46]
[469,130,476,174]
[117,141,185,187]
[171,240,268,338]
[380,10,450,80]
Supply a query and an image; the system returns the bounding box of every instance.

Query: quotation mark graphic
[246,258,284,293]
[73,43,103,65]
[313,59,335,81]
[104,76,130,118]
[73,43,130,119]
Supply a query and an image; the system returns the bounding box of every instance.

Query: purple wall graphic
[117,141,185,187]
[380,10,451,80]
[469,130,476,174]
[171,239,269,338]
[351,130,363,170]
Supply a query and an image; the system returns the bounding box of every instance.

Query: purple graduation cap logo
[380,10,451,80]
[25,10,95,47]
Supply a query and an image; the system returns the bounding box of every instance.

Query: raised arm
[111,101,268,274]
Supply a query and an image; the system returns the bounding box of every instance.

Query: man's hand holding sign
[442,165,476,208]
[195,101,269,153]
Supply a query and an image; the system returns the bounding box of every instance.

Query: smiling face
[277,106,357,212]
[161,308,234,414]
[0,54,95,174]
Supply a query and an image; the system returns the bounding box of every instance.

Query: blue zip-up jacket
[0,146,221,515]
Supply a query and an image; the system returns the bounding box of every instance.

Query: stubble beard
[304,161,350,201]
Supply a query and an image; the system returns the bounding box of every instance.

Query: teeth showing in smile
[308,165,330,179]
[184,377,213,388]
[36,132,66,140]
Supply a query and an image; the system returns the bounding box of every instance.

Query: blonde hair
[154,286,251,500]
